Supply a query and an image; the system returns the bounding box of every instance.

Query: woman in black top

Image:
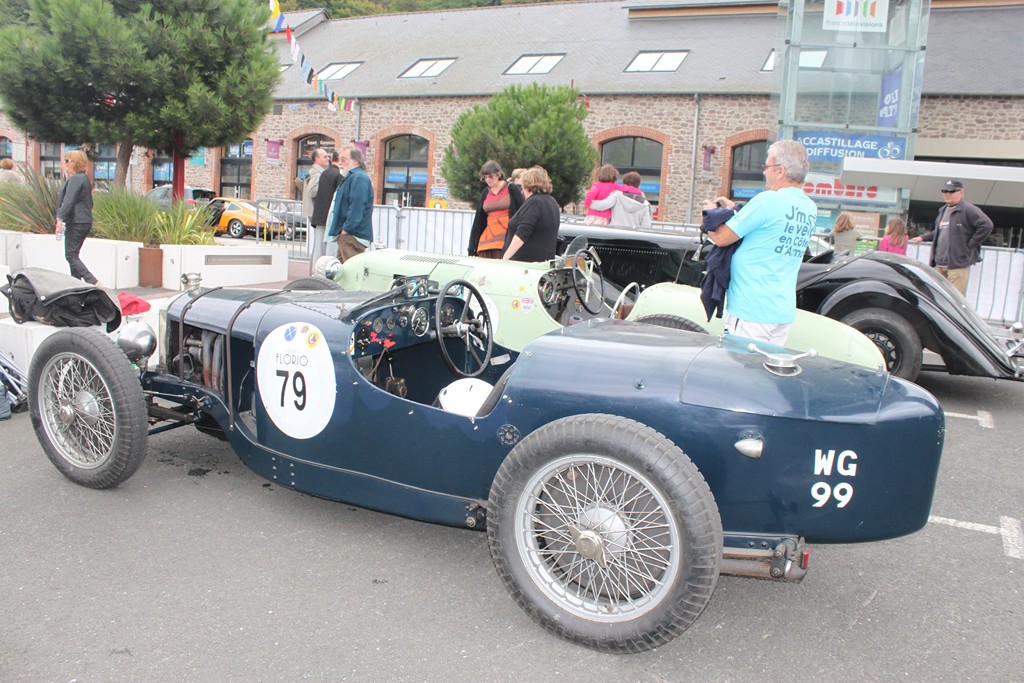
[55,149,98,285]
[502,166,559,262]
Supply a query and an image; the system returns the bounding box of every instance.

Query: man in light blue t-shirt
[707,139,816,345]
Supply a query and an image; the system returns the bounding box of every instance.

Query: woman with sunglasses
[55,150,99,285]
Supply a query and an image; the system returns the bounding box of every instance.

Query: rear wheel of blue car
[841,307,922,381]
[488,414,722,653]
[28,329,148,489]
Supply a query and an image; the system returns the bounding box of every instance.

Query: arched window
[383,134,429,207]
[728,140,769,201]
[599,136,663,208]
[220,139,254,199]
[295,134,335,199]
[0,137,12,160]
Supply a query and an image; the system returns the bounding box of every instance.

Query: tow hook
[770,538,809,580]
[465,501,487,529]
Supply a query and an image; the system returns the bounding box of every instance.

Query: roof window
[625,51,688,73]
[319,62,361,81]
[400,58,456,79]
[799,50,828,69]
[505,54,564,75]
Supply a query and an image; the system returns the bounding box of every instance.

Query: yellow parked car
[208,197,286,239]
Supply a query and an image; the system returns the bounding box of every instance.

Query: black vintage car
[557,223,1024,383]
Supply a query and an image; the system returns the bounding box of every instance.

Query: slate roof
[271,1,1024,101]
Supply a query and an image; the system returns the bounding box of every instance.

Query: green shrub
[93,188,160,244]
[154,202,215,246]
[0,167,60,234]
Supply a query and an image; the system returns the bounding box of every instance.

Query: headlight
[315,255,341,280]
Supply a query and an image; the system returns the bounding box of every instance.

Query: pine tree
[441,83,597,208]
[0,0,279,188]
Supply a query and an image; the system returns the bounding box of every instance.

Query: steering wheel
[612,282,642,320]
[571,248,605,315]
[435,279,494,378]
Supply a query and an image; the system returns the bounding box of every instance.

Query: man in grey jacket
[912,179,993,296]
[303,148,329,266]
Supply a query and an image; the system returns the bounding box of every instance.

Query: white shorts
[723,313,792,346]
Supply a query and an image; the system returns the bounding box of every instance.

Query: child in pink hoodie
[584,164,643,225]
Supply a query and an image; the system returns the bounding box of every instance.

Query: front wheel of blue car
[28,329,148,489]
[487,414,722,653]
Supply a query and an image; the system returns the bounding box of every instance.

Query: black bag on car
[0,267,122,332]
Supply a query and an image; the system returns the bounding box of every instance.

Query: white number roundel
[256,323,336,440]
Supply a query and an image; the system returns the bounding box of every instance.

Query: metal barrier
[253,198,307,260]
[907,242,1024,324]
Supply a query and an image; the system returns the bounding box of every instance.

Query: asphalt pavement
[0,371,1021,682]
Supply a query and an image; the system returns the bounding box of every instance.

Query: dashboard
[350,296,462,359]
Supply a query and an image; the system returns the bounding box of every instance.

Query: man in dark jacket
[326,147,374,263]
[310,150,342,268]
[912,179,993,296]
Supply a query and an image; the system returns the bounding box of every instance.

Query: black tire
[286,275,341,290]
[488,414,722,653]
[227,219,246,239]
[28,329,148,489]
[636,314,709,334]
[840,307,922,381]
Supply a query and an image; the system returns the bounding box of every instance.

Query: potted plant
[93,189,213,287]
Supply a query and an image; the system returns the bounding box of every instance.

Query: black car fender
[811,279,935,349]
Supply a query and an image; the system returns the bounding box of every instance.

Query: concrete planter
[1,232,142,288]
[0,232,288,290]
[159,244,289,289]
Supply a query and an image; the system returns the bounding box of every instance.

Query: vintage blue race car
[27,276,944,653]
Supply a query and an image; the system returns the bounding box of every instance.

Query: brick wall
[2,93,1021,223]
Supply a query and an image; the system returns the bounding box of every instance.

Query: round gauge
[372,317,384,334]
[539,277,557,305]
[386,315,396,331]
[411,307,429,336]
[439,302,456,326]
[398,314,409,329]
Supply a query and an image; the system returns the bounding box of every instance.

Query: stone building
[1,0,1021,234]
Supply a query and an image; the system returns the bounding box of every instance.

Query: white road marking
[929,515,1023,559]
[1001,516,1023,559]
[944,410,994,428]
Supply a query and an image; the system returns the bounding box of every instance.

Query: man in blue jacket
[326,146,374,262]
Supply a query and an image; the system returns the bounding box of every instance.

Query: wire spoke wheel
[38,353,118,469]
[516,454,678,621]
[488,414,721,652]
[29,329,148,489]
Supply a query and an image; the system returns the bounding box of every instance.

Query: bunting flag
[268,1,356,114]
[268,0,285,32]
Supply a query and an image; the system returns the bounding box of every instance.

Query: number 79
[276,369,307,411]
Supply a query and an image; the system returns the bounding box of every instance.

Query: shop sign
[803,172,898,206]
[796,131,906,162]
[823,0,889,33]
